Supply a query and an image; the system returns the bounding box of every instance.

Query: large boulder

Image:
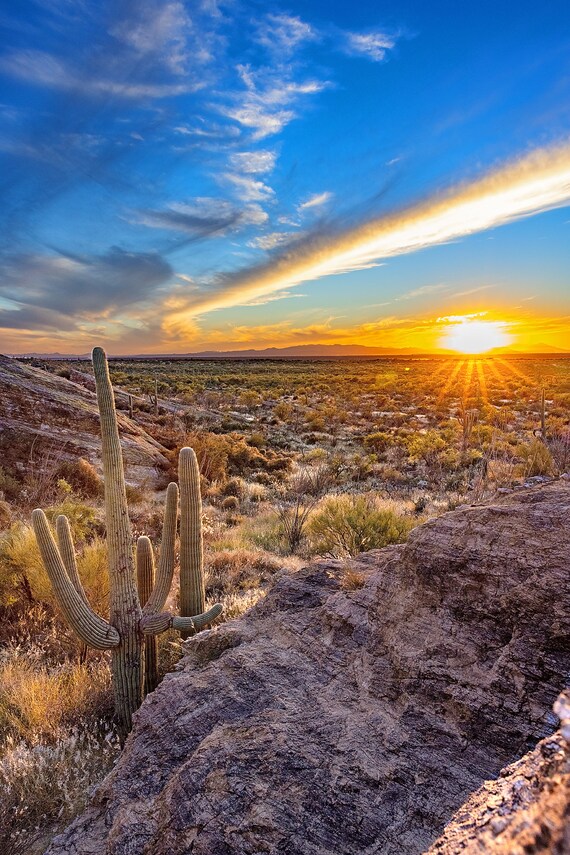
[46,482,570,854]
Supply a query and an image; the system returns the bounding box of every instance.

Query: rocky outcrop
[0,356,168,486]
[46,482,570,854]
[428,691,570,853]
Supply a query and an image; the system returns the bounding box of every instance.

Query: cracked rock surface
[45,482,570,854]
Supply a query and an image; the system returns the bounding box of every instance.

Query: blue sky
[0,0,569,353]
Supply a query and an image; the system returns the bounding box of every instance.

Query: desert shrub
[225,437,265,475]
[306,413,325,432]
[274,402,292,421]
[183,433,229,482]
[0,468,21,503]
[56,459,102,499]
[242,512,287,554]
[221,477,245,498]
[239,391,262,408]
[221,496,239,511]
[76,537,109,615]
[363,431,393,453]
[0,524,46,606]
[516,438,554,477]
[44,494,100,541]
[308,494,413,558]
[548,428,570,473]
[248,431,266,449]
[125,483,147,505]
[404,430,447,464]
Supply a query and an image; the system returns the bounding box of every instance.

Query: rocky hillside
[0,355,168,486]
[46,482,570,854]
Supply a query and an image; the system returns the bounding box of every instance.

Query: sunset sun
[440,318,512,354]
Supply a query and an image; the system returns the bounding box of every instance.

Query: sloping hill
[45,481,570,854]
[0,356,169,487]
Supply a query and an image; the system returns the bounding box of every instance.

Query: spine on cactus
[179,447,205,639]
[136,536,158,695]
[92,346,142,736]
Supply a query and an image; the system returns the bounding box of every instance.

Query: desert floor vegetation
[0,353,568,852]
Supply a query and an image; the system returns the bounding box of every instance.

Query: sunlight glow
[171,142,570,322]
[440,319,512,354]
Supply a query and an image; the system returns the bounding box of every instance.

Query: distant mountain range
[6,342,569,359]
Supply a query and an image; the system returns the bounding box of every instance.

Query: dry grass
[0,647,112,743]
[0,729,119,855]
[340,568,367,590]
[205,547,285,597]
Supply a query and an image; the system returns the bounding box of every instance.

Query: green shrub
[403,430,447,464]
[308,494,413,558]
[363,431,393,453]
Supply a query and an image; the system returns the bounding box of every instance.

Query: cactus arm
[136,536,159,694]
[32,509,119,649]
[140,603,222,636]
[142,482,178,616]
[173,604,222,632]
[179,447,205,638]
[55,514,89,605]
[92,346,143,736]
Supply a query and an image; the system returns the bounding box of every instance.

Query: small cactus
[32,347,221,739]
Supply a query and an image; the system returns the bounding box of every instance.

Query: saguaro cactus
[32,347,221,739]
[179,447,205,639]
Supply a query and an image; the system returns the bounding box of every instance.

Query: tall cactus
[32,347,221,740]
[179,447,204,639]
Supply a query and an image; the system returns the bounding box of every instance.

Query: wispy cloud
[218,64,330,140]
[254,13,316,56]
[397,282,449,300]
[229,150,277,174]
[343,30,397,62]
[299,191,334,211]
[451,284,494,297]
[248,232,294,250]
[169,142,570,321]
[220,172,274,202]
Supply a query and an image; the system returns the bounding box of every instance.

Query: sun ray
[430,359,455,381]
[495,357,533,385]
[475,360,488,405]
[485,359,510,396]
[436,359,465,404]
[463,359,475,404]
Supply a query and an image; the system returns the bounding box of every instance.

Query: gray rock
[46,482,570,854]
